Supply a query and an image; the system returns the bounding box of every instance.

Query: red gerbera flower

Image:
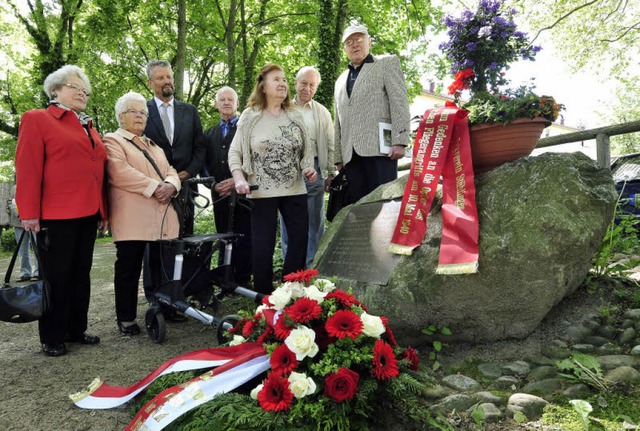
[402,346,420,371]
[371,339,399,380]
[242,319,256,338]
[257,325,274,344]
[257,372,294,411]
[283,268,319,283]
[325,289,360,309]
[269,344,298,377]
[285,297,322,324]
[274,315,294,340]
[380,316,397,346]
[325,310,363,340]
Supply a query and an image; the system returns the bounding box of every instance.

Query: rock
[424,384,454,400]
[317,153,616,343]
[581,319,600,332]
[524,354,556,366]
[550,339,569,348]
[430,394,479,414]
[562,384,591,399]
[521,378,565,398]
[527,365,558,381]
[572,344,597,354]
[566,324,593,341]
[597,355,638,371]
[582,335,610,347]
[597,343,622,355]
[490,375,520,390]
[474,391,506,406]
[507,393,549,420]
[594,325,617,340]
[618,328,637,345]
[621,319,636,329]
[478,363,503,380]
[623,309,640,320]
[605,366,640,384]
[541,344,572,359]
[630,345,640,356]
[442,374,481,392]
[502,361,530,376]
[470,403,503,422]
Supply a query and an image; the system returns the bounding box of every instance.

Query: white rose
[288,372,316,399]
[250,383,263,400]
[269,285,293,310]
[284,281,305,299]
[360,311,385,338]
[303,285,327,304]
[229,335,246,346]
[284,326,319,361]
[314,279,336,293]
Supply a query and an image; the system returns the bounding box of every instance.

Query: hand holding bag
[326,170,349,222]
[0,230,50,323]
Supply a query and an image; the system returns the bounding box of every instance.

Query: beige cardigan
[104,128,181,242]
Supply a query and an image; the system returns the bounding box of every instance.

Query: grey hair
[43,65,91,99]
[146,60,172,79]
[295,66,321,84]
[215,86,238,103]
[114,92,148,128]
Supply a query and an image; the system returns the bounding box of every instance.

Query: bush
[1,227,16,253]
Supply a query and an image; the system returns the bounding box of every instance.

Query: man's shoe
[66,333,100,345]
[42,343,67,357]
[117,321,141,336]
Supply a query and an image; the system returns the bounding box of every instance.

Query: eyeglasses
[344,36,366,47]
[124,109,148,117]
[63,83,90,97]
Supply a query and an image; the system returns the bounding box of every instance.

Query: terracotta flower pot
[469,117,551,173]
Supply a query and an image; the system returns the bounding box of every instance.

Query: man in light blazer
[144,59,205,236]
[333,24,410,205]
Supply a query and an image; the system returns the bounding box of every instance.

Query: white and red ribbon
[70,342,269,430]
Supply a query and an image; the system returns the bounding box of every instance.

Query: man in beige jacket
[334,24,411,205]
[280,66,334,267]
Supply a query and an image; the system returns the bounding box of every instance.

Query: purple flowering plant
[440,0,562,125]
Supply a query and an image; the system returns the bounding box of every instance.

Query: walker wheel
[146,306,167,344]
[216,314,241,345]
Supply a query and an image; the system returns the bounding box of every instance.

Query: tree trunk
[315,0,348,111]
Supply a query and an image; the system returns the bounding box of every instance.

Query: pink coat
[104,128,181,242]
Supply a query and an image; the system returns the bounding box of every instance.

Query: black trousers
[114,241,164,322]
[212,191,252,284]
[344,151,398,205]
[251,195,308,294]
[37,215,98,345]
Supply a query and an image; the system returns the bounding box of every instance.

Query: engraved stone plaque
[317,200,402,285]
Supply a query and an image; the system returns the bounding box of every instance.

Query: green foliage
[421,324,452,370]
[556,353,608,392]
[569,399,593,431]
[470,405,485,429]
[0,227,16,253]
[592,185,640,276]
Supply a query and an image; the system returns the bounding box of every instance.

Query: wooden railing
[536,120,640,168]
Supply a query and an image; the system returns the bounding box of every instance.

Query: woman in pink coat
[104,92,181,336]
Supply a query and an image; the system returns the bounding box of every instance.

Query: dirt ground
[0,241,231,431]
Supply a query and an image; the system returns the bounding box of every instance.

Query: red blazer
[15,105,108,221]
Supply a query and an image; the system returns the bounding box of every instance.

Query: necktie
[160,102,172,144]
[221,120,229,138]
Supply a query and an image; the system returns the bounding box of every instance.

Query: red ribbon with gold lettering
[389,106,479,274]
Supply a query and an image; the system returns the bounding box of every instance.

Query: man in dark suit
[203,86,252,285]
[334,24,411,205]
[144,59,206,235]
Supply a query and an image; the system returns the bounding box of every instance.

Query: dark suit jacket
[204,122,237,184]
[144,99,205,177]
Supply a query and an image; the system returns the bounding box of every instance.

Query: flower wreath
[226,269,420,413]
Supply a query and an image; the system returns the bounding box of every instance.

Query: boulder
[316,153,616,343]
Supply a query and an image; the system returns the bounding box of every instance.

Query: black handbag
[0,230,50,323]
[326,170,349,222]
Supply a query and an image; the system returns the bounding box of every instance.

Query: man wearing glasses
[334,24,411,205]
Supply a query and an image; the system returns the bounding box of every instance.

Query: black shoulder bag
[0,230,50,323]
[326,169,349,222]
[127,138,187,237]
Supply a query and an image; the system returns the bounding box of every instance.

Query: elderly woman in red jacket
[15,65,108,357]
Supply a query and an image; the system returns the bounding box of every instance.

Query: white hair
[43,65,91,99]
[146,60,172,80]
[295,66,321,84]
[215,86,238,103]
[114,92,148,128]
